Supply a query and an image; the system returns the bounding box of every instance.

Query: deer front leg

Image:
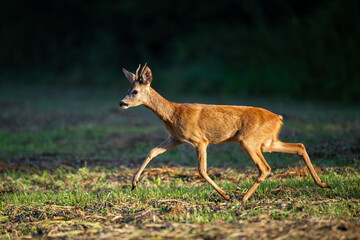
[132,137,182,190]
[196,144,230,200]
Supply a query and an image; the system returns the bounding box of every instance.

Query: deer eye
[132,90,138,95]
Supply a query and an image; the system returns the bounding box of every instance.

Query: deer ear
[141,66,152,85]
[122,68,136,83]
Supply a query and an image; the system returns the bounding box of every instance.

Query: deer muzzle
[119,101,129,109]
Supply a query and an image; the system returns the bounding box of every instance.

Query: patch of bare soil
[2,202,359,239]
[0,154,140,172]
[309,138,360,159]
[98,218,360,240]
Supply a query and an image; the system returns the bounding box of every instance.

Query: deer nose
[119,101,128,107]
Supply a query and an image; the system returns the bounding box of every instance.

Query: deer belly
[204,128,238,144]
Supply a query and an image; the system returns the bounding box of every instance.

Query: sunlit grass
[1,167,359,223]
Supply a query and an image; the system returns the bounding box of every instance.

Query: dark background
[1,0,359,103]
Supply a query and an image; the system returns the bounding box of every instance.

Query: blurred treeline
[1,0,359,103]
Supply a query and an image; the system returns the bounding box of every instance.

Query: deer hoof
[323,182,331,189]
[131,185,137,191]
[223,194,230,201]
[318,181,331,189]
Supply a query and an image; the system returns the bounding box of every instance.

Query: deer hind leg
[131,137,182,190]
[240,143,272,203]
[262,139,330,188]
[196,144,230,200]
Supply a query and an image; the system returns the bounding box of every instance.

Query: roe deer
[119,64,330,202]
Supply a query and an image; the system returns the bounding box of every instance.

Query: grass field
[1,86,360,239]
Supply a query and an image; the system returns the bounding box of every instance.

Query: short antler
[134,63,148,82]
[135,64,141,79]
[139,63,147,78]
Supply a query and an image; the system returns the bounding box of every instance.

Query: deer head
[119,63,153,109]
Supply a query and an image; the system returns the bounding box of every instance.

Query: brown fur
[119,65,330,202]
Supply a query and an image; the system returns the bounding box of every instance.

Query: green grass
[0,168,359,238]
[0,124,160,158]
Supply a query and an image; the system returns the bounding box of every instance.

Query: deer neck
[144,87,177,123]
